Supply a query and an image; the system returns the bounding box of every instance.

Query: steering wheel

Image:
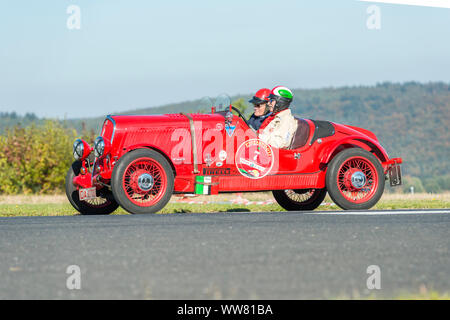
[230,106,250,128]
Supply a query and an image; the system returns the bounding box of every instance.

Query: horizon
[1,80,447,119]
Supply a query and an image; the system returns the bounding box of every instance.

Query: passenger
[258,86,297,149]
[247,88,272,131]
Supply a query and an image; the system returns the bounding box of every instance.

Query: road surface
[0,209,449,299]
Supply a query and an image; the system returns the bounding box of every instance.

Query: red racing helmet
[249,88,271,105]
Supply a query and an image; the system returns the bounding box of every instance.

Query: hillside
[1,82,449,191]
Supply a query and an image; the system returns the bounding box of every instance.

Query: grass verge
[0,192,449,217]
[335,286,450,300]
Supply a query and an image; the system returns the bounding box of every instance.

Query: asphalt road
[0,209,449,299]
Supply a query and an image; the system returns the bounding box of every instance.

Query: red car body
[67,106,402,214]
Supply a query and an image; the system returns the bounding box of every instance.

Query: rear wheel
[272,188,327,211]
[326,148,384,210]
[111,149,174,214]
[65,161,119,215]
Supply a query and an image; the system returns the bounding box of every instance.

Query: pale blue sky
[0,0,449,118]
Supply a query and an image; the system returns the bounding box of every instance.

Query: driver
[247,88,272,131]
[258,86,297,149]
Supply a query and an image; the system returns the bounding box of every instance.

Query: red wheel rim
[336,156,378,204]
[122,157,167,207]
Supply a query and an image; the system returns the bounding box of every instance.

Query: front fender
[123,143,171,158]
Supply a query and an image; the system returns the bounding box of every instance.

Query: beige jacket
[259,109,298,149]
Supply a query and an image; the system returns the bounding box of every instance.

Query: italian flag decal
[195,176,212,195]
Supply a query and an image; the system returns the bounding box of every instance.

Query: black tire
[65,161,119,215]
[111,148,174,214]
[272,188,327,211]
[326,148,385,210]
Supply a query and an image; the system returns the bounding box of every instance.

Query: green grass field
[0,192,449,217]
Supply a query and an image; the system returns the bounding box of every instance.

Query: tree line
[0,119,448,194]
[0,121,94,194]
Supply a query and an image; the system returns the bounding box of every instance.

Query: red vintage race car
[65,95,402,215]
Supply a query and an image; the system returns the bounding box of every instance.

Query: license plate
[79,187,97,201]
[389,164,402,187]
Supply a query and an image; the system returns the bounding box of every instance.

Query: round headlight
[73,139,84,160]
[94,137,105,158]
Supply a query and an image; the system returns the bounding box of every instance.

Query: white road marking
[306,209,450,215]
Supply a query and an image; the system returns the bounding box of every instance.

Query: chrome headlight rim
[94,136,105,158]
[73,139,84,160]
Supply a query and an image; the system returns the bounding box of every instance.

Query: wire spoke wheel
[65,160,119,215]
[285,189,316,203]
[326,148,384,210]
[337,157,377,204]
[123,158,167,207]
[83,194,113,208]
[273,188,327,211]
[112,149,174,214]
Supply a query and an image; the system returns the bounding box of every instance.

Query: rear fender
[321,135,389,165]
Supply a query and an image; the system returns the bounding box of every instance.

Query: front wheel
[326,148,385,210]
[272,188,327,211]
[111,148,174,214]
[65,161,119,215]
